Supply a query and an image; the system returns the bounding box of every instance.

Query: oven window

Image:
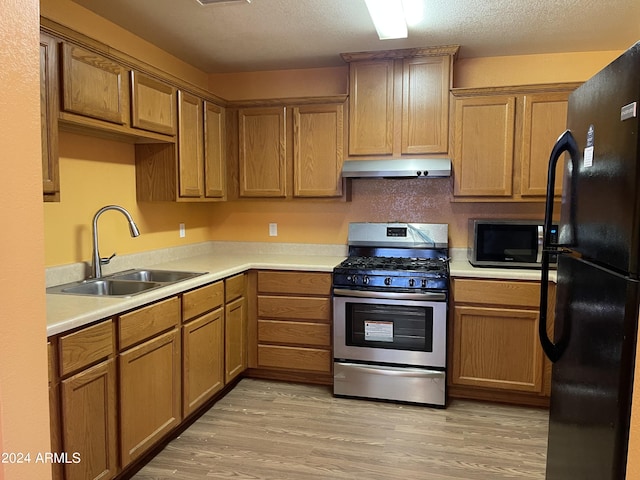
[345,303,433,351]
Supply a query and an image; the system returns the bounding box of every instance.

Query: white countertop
[46,243,556,337]
[46,251,345,337]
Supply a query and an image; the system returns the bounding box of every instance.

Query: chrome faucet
[91,205,140,278]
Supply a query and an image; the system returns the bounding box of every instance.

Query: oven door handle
[335,362,445,379]
[332,288,446,301]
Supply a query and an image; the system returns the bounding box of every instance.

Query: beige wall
[0,0,52,479]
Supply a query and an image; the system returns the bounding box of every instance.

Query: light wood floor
[133,378,549,480]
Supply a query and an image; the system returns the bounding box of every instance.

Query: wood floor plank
[132,378,548,479]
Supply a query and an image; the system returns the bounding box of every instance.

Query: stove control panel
[336,272,448,291]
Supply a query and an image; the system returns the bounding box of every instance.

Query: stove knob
[352,275,358,284]
[421,278,428,288]
[384,277,392,286]
[409,278,416,287]
[363,275,370,285]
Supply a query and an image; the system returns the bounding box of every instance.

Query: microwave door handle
[536,225,543,263]
[539,130,579,363]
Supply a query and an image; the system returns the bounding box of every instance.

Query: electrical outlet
[179,223,186,238]
[269,223,278,237]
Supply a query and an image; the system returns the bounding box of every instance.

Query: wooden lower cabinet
[449,277,555,406]
[251,271,332,383]
[182,280,225,417]
[225,274,248,383]
[45,273,248,477]
[60,359,118,480]
[119,328,181,466]
[53,319,117,480]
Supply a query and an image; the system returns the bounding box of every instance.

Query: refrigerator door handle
[539,130,579,363]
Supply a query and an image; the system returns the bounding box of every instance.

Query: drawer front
[258,345,331,373]
[183,281,224,321]
[258,320,330,347]
[59,319,114,377]
[453,278,540,307]
[225,274,246,303]
[258,296,330,321]
[119,297,180,350]
[258,271,331,296]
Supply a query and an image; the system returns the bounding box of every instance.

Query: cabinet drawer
[225,274,245,303]
[258,296,330,321]
[183,281,224,321]
[59,319,114,377]
[258,271,331,296]
[453,278,540,307]
[119,297,180,349]
[258,320,330,347]
[258,345,331,373]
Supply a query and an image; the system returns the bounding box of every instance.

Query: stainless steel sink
[47,269,206,297]
[110,269,203,283]
[60,279,163,297]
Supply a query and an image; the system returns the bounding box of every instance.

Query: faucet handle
[100,253,116,265]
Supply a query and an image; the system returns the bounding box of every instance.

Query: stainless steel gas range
[332,222,449,407]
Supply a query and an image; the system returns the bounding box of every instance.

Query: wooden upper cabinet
[342,46,458,157]
[451,83,579,202]
[452,95,517,197]
[520,92,569,197]
[348,60,394,155]
[135,92,226,202]
[61,43,128,124]
[293,102,344,197]
[402,55,450,154]
[131,71,177,135]
[40,32,59,202]
[204,101,226,199]
[238,107,286,197]
[178,91,204,198]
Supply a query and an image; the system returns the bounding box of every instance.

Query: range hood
[341,158,451,178]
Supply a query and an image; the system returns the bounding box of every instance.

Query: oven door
[333,289,447,368]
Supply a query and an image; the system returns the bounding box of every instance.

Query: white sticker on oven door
[365,321,393,342]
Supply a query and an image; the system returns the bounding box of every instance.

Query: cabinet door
[131,71,176,135]
[204,101,226,199]
[452,306,544,393]
[119,329,181,466]
[452,95,516,196]
[61,359,118,480]
[402,56,450,154]
[40,32,59,201]
[520,92,569,196]
[225,296,247,383]
[183,308,224,416]
[61,43,127,124]
[292,103,344,197]
[178,91,204,198]
[238,107,286,197]
[348,60,394,155]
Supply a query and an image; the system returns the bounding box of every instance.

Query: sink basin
[110,269,204,283]
[47,268,206,297]
[60,279,162,297]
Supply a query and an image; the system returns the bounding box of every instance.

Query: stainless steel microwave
[468,219,558,268]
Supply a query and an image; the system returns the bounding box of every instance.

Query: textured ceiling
[70,0,640,73]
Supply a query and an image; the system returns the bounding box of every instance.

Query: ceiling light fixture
[365,0,407,39]
[364,0,425,40]
[195,0,250,5]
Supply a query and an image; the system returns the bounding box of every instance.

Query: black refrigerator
[539,41,640,480]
